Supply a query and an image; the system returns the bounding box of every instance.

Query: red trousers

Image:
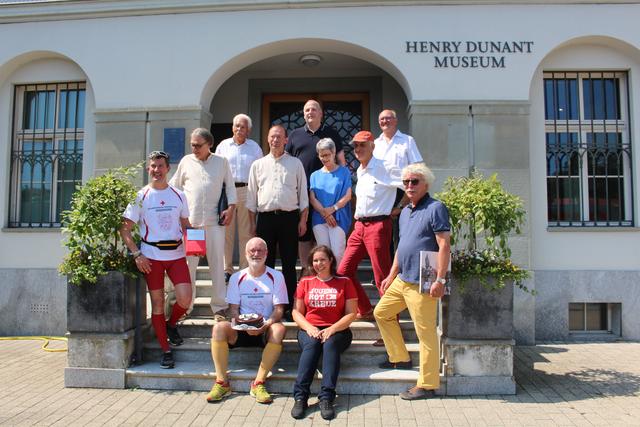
[337,218,392,315]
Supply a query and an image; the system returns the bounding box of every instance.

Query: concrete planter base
[66,272,144,389]
[441,278,514,340]
[442,337,515,395]
[65,329,136,388]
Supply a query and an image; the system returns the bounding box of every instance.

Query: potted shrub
[60,164,142,333]
[435,171,530,340]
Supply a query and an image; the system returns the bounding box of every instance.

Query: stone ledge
[65,367,125,389]
[445,375,516,395]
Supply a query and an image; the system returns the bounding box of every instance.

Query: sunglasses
[148,151,170,161]
[402,179,421,187]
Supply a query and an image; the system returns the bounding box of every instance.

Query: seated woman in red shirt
[291,245,358,421]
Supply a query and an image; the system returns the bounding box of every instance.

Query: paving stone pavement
[1,339,639,426]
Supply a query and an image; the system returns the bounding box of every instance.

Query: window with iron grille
[544,71,633,227]
[9,82,85,228]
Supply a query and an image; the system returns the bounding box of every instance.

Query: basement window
[569,302,621,334]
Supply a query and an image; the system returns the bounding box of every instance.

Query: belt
[234,182,247,188]
[142,239,183,250]
[260,209,299,216]
[357,215,389,223]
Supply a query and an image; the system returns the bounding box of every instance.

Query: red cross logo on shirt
[160,200,165,206]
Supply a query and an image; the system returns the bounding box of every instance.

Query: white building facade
[1,0,639,343]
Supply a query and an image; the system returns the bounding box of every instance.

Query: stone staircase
[126,264,443,395]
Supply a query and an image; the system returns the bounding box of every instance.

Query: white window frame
[544,71,633,227]
[9,82,86,228]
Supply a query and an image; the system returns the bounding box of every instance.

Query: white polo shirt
[226,266,289,319]
[374,130,423,169]
[214,137,263,183]
[354,157,403,219]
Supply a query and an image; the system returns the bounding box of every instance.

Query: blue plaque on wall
[163,128,185,164]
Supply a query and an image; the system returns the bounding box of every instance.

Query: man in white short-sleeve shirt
[207,237,288,405]
[215,114,263,280]
[374,109,425,264]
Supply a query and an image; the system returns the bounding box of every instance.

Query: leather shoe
[400,386,435,400]
[378,358,412,370]
[356,311,375,321]
[372,338,385,347]
[319,399,335,420]
[291,399,308,419]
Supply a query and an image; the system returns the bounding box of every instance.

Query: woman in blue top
[309,138,352,265]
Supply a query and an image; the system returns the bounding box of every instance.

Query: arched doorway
[208,50,409,174]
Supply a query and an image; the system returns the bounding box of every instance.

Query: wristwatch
[132,250,142,259]
[435,277,447,285]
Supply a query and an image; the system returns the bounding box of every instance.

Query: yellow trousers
[374,276,440,389]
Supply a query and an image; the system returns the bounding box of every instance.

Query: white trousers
[186,224,227,314]
[312,223,347,266]
[224,186,251,274]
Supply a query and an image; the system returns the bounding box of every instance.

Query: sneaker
[378,358,412,370]
[206,380,231,403]
[250,381,273,404]
[166,322,183,346]
[290,399,308,419]
[160,351,174,369]
[399,386,435,400]
[319,399,335,420]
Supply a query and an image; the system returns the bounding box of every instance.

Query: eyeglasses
[148,151,169,161]
[402,179,421,187]
[191,142,207,149]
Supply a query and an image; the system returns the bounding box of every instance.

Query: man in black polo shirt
[286,99,346,270]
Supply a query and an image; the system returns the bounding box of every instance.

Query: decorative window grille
[9,82,85,228]
[544,71,633,227]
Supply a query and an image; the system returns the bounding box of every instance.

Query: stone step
[194,279,381,299]
[176,319,419,341]
[196,263,375,283]
[126,360,440,396]
[188,300,411,320]
[143,338,421,366]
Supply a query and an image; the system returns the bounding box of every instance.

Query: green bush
[59,164,142,285]
[436,172,532,292]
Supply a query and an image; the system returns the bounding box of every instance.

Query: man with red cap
[336,130,403,321]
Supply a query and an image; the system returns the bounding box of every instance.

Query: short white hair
[402,163,435,186]
[316,138,336,153]
[233,114,252,129]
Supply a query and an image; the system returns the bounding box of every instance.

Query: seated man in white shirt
[206,237,288,404]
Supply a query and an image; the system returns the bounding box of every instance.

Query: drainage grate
[30,303,49,314]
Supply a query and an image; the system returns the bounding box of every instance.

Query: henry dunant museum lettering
[405,40,535,68]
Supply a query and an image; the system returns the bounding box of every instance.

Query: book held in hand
[418,250,451,295]
[185,228,206,256]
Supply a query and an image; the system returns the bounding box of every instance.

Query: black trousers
[256,210,299,309]
[294,328,353,402]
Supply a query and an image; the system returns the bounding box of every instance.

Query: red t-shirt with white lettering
[295,276,358,327]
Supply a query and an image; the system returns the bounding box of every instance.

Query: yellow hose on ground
[0,336,68,352]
